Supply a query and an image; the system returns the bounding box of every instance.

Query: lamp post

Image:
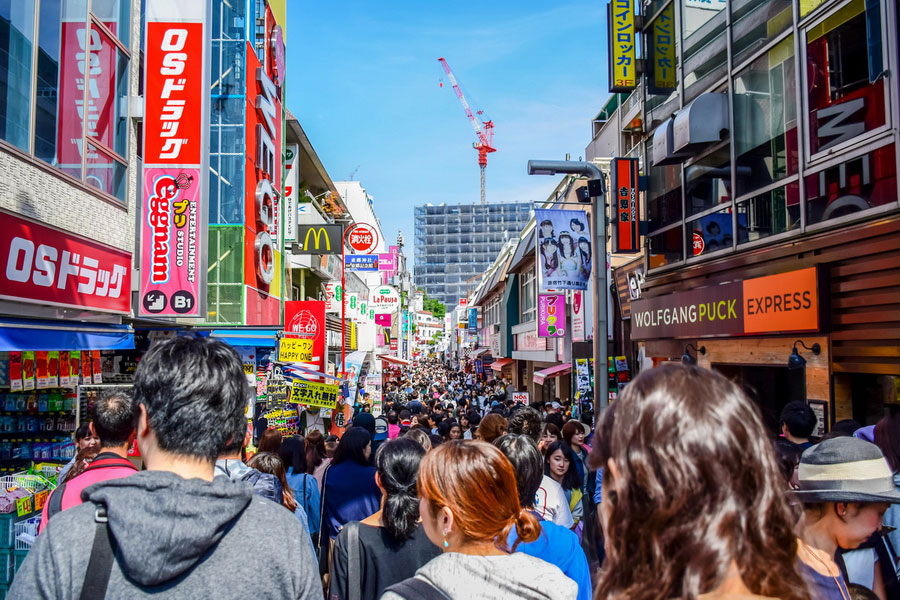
[527,160,608,418]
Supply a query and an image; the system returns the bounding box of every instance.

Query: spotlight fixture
[788,340,821,370]
[681,343,706,365]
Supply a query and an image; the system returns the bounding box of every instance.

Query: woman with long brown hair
[247,451,316,555]
[590,363,811,600]
[383,440,577,600]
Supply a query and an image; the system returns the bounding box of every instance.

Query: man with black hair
[13,337,319,599]
[780,400,818,451]
[493,434,592,600]
[508,406,543,444]
[39,391,138,533]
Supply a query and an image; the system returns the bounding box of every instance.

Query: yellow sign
[34,489,49,512]
[651,3,675,93]
[279,338,315,363]
[290,380,340,410]
[16,494,32,517]
[608,0,637,92]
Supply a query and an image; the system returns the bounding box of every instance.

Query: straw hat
[794,436,900,504]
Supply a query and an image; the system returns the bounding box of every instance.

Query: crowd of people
[10,341,900,599]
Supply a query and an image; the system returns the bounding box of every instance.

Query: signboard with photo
[534,209,591,292]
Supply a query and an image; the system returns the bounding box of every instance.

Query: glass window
[684,144,731,217]
[90,0,130,48]
[731,0,792,66]
[0,1,35,151]
[805,143,896,224]
[736,182,801,243]
[681,0,727,102]
[88,23,126,157]
[207,227,244,323]
[733,37,798,197]
[85,142,125,200]
[647,150,683,232]
[521,269,536,322]
[806,0,886,155]
[688,205,735,256]
[649,227,684,268]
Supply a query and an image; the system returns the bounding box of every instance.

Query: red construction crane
[438,57,496,205]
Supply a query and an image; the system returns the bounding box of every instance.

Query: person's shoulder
[241,495,304,528]
[506,552,578,590]
[41,500,104,548]
[539,520,580,546]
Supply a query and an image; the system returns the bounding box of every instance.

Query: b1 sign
[139,1,209,317]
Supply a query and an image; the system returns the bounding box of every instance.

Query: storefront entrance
[712,364,806,435]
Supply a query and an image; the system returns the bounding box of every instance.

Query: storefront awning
[470,347,490,359]
[0,319,134,351]
[208,329,280,347]
[533,363,571,386]
[377,354,410,366]
[490,357,513,371]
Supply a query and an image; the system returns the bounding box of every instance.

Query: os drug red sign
[346,223,379,254]
[139,2,208,317]
[0,213,132,315]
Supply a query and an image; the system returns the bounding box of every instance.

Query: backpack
[239,468,284,505]
[383,578,451,600]
[46,455,138,522]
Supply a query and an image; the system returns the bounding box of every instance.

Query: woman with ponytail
[328,437,440,600]
[382,440,577,600]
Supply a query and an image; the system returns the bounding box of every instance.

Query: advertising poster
[48,351,60,389]
[284,301,326,380]
[139,1,209,317]
[290,380,340,410]
[69,352,81,387]
[9,352,22,392]
[467,307,478,334]
[22,352,35,391]
[92,351,103,384]
[575,359,592,395]
[344,350,367,405]
[283,144,299,243]
[375,314,392,327]
[36,351,49,389]
[59,352,71,387]
[537,294,566,338]
[534,209,591,292]
[571,291,586,342]
[81,352,91,385]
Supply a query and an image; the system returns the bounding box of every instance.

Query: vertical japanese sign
[571,291,586,342]
[284,301,326,379]
[467,307,478,334]
[283,144,299,243]
[611,158,641,253]
[538,294,566,338]
[650,3,676,94]
[534,209,591,292]
[608,0,637,92]
[139,1,209,317]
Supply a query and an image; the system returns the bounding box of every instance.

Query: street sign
[345,255,379,271]
[346,223,379,254]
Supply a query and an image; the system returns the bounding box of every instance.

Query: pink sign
[538,294,566,338]
[375,313,392,327]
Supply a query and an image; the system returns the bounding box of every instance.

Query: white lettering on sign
[254,67,279,286]
[157,29,190,159]
[74,27,103,155]
[6,237,128,298]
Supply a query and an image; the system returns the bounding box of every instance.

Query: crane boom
[438,57,496,204]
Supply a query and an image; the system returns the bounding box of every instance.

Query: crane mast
[438,57,495,205]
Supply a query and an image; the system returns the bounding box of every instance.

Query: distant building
[414,202,532,306]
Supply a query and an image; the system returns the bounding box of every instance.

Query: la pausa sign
[631,267,821,340]
[369,286,399,311]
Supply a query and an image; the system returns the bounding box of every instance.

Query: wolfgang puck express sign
[631,268,820,340]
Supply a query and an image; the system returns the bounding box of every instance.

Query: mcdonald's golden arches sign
[296,225,344,255]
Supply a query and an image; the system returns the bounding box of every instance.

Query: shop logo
[158,28,191,160]
[304,227,331,252]
[147,173,191,284]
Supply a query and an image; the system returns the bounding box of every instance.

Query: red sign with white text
[0,213,132,314]
[611,157,641,253]
[284,301,326,379]
[346,223,379,254]
[139,8,207,317]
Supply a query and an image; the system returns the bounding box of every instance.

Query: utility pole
[527,160,608,419]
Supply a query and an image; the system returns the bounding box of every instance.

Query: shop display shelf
[13,517,38,551]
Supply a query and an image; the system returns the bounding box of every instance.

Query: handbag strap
[346,521,360,600]
[384,578,451,600]
[78,504,115,600]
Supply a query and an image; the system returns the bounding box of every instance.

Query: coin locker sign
[290,380,340,409]
[608,0,637,92]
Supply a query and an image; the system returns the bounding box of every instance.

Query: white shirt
[534,475,574,528]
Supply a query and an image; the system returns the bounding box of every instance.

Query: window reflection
[649,227,683,268]
[0,1,36,151]
[736,183,800,243]
[688,207,739,256]
[684,144,731,217]
[806,144,896,224]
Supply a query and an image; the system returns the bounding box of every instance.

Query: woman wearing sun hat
[795,436,900,600]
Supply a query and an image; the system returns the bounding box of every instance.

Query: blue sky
[286,1,609,257]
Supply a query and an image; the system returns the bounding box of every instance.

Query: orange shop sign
[630,267,821,340]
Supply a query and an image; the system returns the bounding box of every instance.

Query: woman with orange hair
[382,440,577,600]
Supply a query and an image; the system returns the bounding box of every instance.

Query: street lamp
[527,160,608,419]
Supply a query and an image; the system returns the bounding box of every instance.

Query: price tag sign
[33,490,49,512]
[16,495,33,517]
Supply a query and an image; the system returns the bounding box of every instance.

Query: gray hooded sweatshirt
[10,470,320,599]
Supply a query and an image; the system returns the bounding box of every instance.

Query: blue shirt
[508,519,592,600]
[286,469,321,535]
[322,461,380,540]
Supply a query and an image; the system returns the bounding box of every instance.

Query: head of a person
[374,437,427,541]
[540,423,560,449]
[247,451,296,512]
[257,428,283,454]
[873,410,900,473]
[796,436,900,551]
[476,413,508,444]
[417,440,540,552]
[353,412,376,438]
[332,427,372,466]
[772,438,802,487]
[387,411,399,425]
[404,427,432,452]
[134,337,249,464]
[590,363,808,600]
[561,420,586,449]
[493,434,543,510]
[323,434,339,457]
[779,400,817,440]
[467,411,481,430]
[429,412,443,428]
[459,413,469,429]
[89,390,137,449]
[278,435,307,476]
[304,430,325,471]
[544,440,582,492]
[507,407,542,444]
[74,423,100,453]
[545,411,565,431]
